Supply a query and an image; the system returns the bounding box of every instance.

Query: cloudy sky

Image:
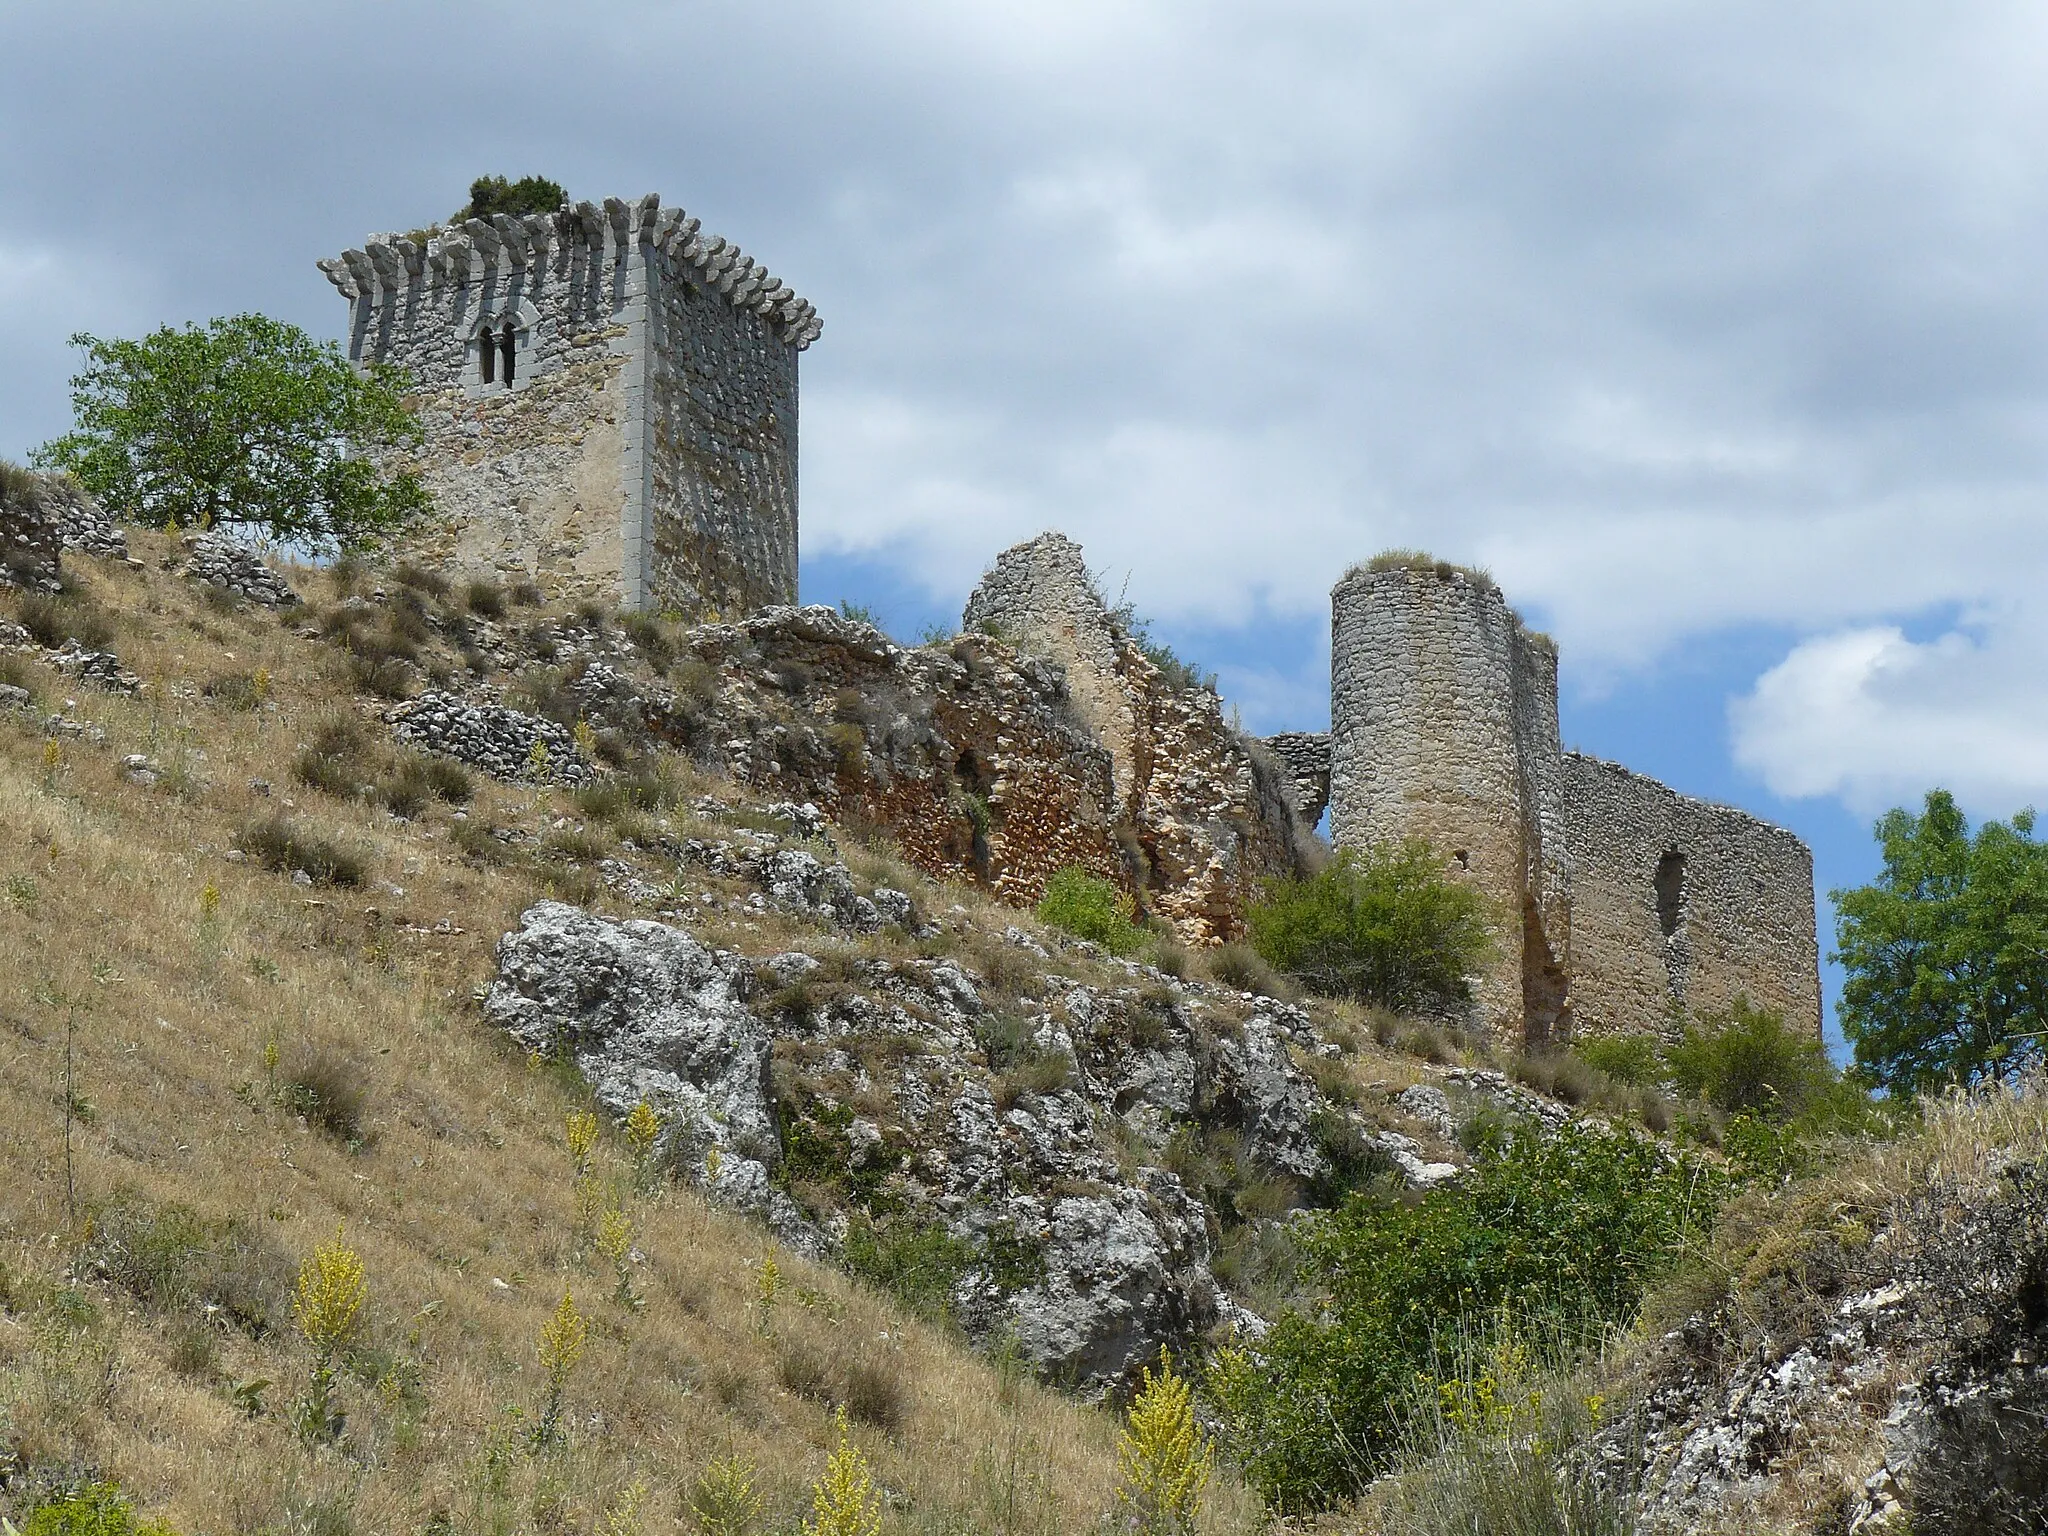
[6,1,2047,1032]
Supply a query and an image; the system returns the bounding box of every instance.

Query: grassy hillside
[0,537,1265,1533]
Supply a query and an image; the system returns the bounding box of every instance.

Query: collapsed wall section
[1261,732,1331,826]
[1328,564,1571,1042]
[962,533,1313,943]
[1559,754,1821,1039]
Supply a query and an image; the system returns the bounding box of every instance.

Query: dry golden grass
[0,541,1265,1534]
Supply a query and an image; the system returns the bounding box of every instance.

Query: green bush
[21,1482,177,1536]
[1210,1122,1721,1511]
[1666,998,1836,1123]
[1571,1033,1664,1087]
[455,175,567,222]
[1246,841,1492,1013]
[88,1194,292,1336]
[843,1216,975,1323]
[1036,866,1144,956]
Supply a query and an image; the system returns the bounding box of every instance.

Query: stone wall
[962,533,1313,943]
[645,246,800,618]
[1560,753,1821,1038]
[1261,731,1331,826]
[322,195,817,617]
[1328,563,1572,1040]
[1323,557,1820,1045]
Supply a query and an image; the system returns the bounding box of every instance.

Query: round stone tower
[1327,559,1572,1042]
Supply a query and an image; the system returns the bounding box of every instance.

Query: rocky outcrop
[181,532,300,606]
[485,901,814,1244]
[1610,1107,2048,1534]
[962,533,1316,944]
[388,691,593,784]
[656,605,1133,914]
[481,893,1394,1390]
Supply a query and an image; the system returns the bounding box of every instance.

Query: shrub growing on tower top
[34,313,429,554]
[1247,840,1492,1013]
[456,174,568,222]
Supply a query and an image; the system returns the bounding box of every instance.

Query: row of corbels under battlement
[316,193,821,350]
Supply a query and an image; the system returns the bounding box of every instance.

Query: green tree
[34,314,429,553]
[1246,841,1492,1013]
[1833,789,2048,1093]
[457,175,567,222]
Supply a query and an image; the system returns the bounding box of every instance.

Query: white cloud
[1729,608,2048,818]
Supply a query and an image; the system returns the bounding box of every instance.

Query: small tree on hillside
[34,314,428,554]
[1833,789,2048,1093]
[1247,841,1492,1013]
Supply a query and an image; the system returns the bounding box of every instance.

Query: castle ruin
[319,194,817,616]
[1266,558,1822,1044]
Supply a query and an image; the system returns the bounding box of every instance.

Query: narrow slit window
[479,328,496,384]
[501,322,517,383]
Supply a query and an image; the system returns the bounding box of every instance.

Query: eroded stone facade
[320,195,817,618]
[962,533,1314,944]
[1325,561,1819,1043]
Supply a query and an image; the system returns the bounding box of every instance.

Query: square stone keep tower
[320,194,819,616]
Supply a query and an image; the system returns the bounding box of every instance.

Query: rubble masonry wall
[1560,753,1822,1038]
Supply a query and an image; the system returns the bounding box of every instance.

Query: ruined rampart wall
[962,533,1312,944]
[1560,753,1821,1039]
[321,196,817,616]
[1261,732,1331,826]
[1329,565,1572,1040]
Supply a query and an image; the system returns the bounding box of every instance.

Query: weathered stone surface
[181,532,300,606]
[961,533,1316,944]
[668,604,1131,915]
[42,477,127,558]
[483,901,813,1247]
[44,640,138,694]
[1561,753,1822,1039]
[387,691,593,784]
[1613,1148,2048,1534]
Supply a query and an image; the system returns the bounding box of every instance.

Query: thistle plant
[293,1228,368,1444]
[573,717,599,760]
[534,1288,587,1448]
[1115,1352,1212,1536]
[526,736,552,783]
[805,1406,883,1536]
[689,1456,764,1536]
